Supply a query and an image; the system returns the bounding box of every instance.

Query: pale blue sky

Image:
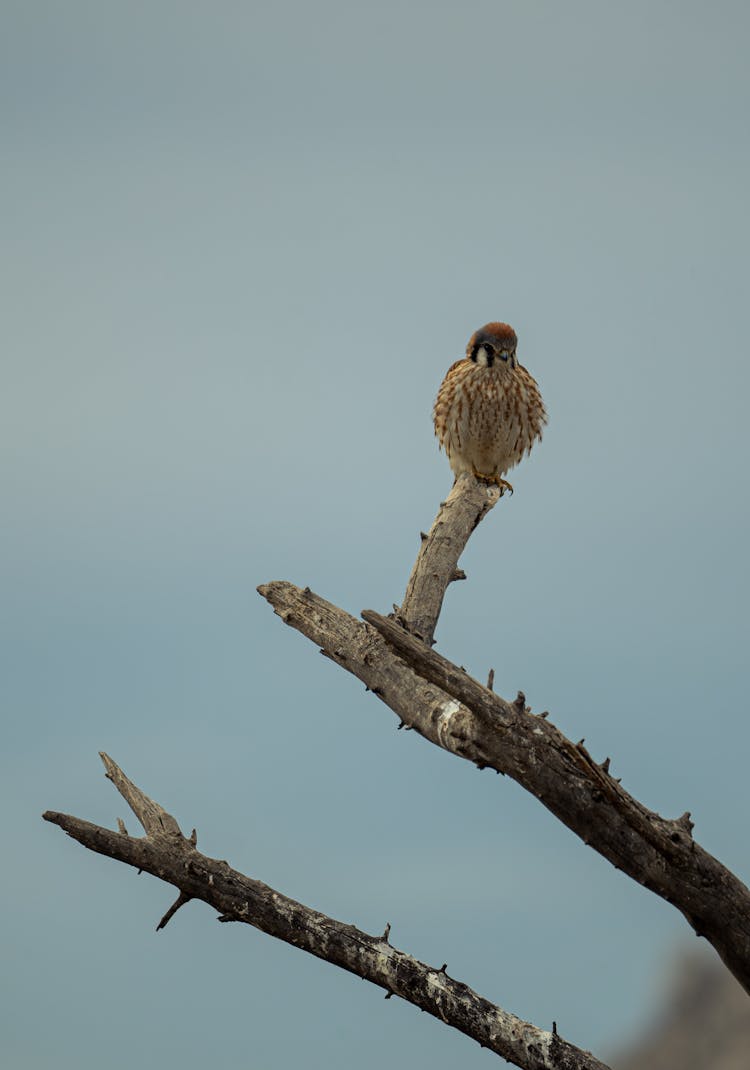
[3,2,750,1067]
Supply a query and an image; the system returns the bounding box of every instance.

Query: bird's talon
[472,472,513,496]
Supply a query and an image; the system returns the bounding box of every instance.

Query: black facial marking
[471,342,495,367]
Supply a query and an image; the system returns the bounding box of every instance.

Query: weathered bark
[43,753,611,1070]
[45,472,750,1065]
[364,610,750,993]
[397,472,501,644]
[257,580,750,997]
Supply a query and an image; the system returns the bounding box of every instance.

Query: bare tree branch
[257,580,750,996]
[363,609,750,989]
[43,754,610,1070]
[45,471,749,1065]
[397,472,501,645]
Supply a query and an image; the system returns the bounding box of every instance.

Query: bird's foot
[473,471,514,496]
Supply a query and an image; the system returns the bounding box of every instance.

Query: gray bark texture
[43,753,609,1070]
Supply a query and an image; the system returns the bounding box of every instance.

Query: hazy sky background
[3,2,750,1067]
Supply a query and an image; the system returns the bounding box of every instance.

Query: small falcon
[433,322,547,494]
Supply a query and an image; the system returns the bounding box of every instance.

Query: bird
[433,322,546,494]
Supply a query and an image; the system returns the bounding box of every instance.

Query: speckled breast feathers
[433,322,546,483]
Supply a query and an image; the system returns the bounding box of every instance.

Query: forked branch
[257,477,750,997]
[45,472,750,1067]
[43,753,610,1070]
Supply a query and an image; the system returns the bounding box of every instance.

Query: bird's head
[467,322,518,368]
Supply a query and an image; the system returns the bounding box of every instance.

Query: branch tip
[156,892,193,932]
[676,811,695,834]
[99,750,116,778]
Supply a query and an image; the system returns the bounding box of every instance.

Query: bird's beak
[499,349,512,362]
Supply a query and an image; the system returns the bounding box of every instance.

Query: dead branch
[45,467,749,1064]
[257,580,750,996]
[363,610,750,989]
[396,473,501,645]
[43,753,610,1070]
[258,475,750,994]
